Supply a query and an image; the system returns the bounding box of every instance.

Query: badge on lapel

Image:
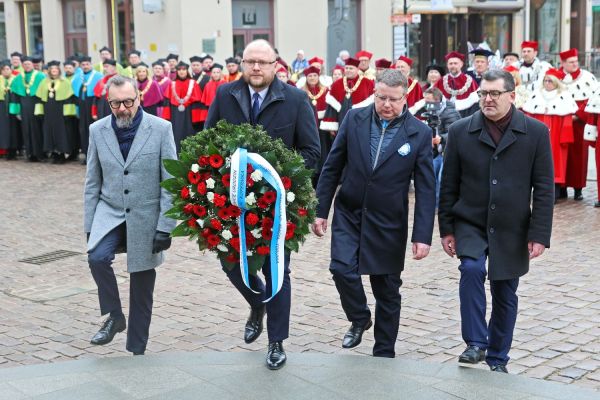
[397,143,411,157]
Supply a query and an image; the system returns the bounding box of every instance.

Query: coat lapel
[355,107,372,174]
[470,112,497,149]
[494,109,526,156]
[373,113,418,172]
[101,118,125,166]
[256,80,285,129]
[124,112,152,168]
[230,81,251,122]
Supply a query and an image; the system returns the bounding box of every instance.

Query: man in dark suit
[312,69,436,358]
[439,69,554,373]
[205,39,320,370]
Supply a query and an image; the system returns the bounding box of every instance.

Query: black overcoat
[316,105,436,275]
[205,77,320,169]
[438,109,555,280]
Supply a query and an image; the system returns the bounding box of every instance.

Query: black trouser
[88,223,156,353]
[330,258,403,358]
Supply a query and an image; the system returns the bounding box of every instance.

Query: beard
[115,111,134,128]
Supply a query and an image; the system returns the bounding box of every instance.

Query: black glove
[152,231,172,254]
[86,232,90,243]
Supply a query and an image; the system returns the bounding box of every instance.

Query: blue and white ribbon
[230,148,286,302]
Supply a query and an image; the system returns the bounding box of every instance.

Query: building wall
[131,0,182,64]
[85,0,110,63]
[361,0,393,60]
[3,0,22,54]
[40,0,64,61]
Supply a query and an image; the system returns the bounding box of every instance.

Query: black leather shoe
[490,364,508,373]
[559,187,568,199]
[266,341,286,370]
[458,345,486,364]
[574,189,584,201]
[244,305,266,344]
[90,315,126,345]
[342,319,373,349]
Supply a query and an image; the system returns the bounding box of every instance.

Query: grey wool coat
[84,111,177,272]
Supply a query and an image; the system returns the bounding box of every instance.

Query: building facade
[0,0,595,79]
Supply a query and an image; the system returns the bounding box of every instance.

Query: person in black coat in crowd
[438,69,554,373]
[313,69,436,358]
[205,39,320,370]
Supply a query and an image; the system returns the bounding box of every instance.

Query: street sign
[390,14,413,25]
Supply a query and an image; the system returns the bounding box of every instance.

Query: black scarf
[111,108,143,160]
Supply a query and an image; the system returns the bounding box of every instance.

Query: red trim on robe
[199,79,227,121]
[162,78,203,122]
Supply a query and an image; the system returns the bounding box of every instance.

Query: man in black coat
[438,69,554,373]
[205,39,320,370]
[313,69,436,358]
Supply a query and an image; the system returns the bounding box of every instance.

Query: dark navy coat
[316,104,436,275]
[438,109,554,280]
[205,77,320,169]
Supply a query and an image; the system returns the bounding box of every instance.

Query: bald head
[243,39,276,60]
[242,40,277,91]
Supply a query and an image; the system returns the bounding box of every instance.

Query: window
[0,3,6,58]
[107,0,135,62]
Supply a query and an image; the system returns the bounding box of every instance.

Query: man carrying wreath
[205,39,320,370]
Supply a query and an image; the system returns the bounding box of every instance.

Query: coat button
[126,208,130,213]
[489,227,495,234]
[492,179,498,185]
[490,203,496,210]
[124,189,129,194]
[363,207,368,213]
[124,170,129,175]
[493,156,498,160]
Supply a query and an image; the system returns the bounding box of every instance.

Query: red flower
[285,222,297,240]
[181,186,190,199]
[193,205,206,217]
[229,237,240,252]
[281,177,292,190]
[217,208,231,220]
[263,191,277,204]
[222,173,231,187]
[188,171,201,184]
[183,203,194,214]
[201,228,211,238]
[200,172,212,181]
[207,234,220,248]
[230,225,240,235]
[247,163,254,173]
[213,193,227,208]
[262,217,273,229]
[245,213,259,226]
[298,208,308,217]
[197,182,207,195]
[210,218,222,231]
[256,246,270,255]
[226,253,239,263]
[187,218,197,228]
[262,227,272,241]
[246,232,256,246]
[257,197,269,209]
[209,154,224,168]
[228,205,241,218]
[246,176,254,188]
[198,156,210,166]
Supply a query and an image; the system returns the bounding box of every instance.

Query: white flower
[245,192,256,206]
[190,163,200,173]
[251,170,263,182]
[196,219,205,228]
[217,244,229,252]
[251,228,262,239]
[225,157,231,168]
[221,230,233,240]
[206,178,215,189]
[207,192,214,202]
[246,250,253,257]
[287,192,295,203]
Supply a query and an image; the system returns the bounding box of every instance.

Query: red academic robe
[321,75,374,131]
[406,77,425,114]
[302,84,328,125]
[91,74,116,119]
[162,78,203,122]
[199,79,227,121]
[583,90,600,201]
[434,73,479,114]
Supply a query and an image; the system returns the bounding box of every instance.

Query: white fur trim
[409,99,426,115]
[521,89,579,116]
[317,110,326,119]
[325,92,342,112]
[584,124,598,141]
[352,94,374,109]
[454,91,479,111]
[564,69,598,101]
[584,89,600,113]
[320,120,339,131]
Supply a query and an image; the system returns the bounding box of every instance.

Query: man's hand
[412,242,430,260]
[311,218,328,237]
[528,241,545,260]
[432,136,441,146]
[329,131,337,137]
[92,115,98,120]
[152,231,172,254]
[441,234,456,257]
[16,114,22,121]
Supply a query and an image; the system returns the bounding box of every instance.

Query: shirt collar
[248,85,269,101]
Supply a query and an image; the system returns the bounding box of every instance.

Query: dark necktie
[251,92,260,124]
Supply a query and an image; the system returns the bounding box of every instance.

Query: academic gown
[162,77,203,152]
[37,77,77,155]
[0,75,20,152]
[9,70,46,159]
[92,74,116,120]
[64,74,80,156]
[199,79,226,122]
[321,75,374,132]
[434,73,480,117]
[137,78,163,116]
[73,70,103,156]
[303,83,330,187]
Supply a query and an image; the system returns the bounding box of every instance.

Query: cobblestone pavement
[0,158,599,391]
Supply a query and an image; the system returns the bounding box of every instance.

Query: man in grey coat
[84,75,177,355]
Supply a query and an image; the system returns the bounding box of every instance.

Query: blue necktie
[251,92,260,123]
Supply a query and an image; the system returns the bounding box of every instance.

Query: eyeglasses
[477,90,511,100]
[242,59,277,69]
[374,93,405,105]
[543,79,554,83]
[108,96,137,109]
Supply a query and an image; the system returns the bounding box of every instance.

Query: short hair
[105,75,137,94]
[424,87,443,102]
[376,69,408,91]
[243,39,276,60]
[481,69,516,92]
